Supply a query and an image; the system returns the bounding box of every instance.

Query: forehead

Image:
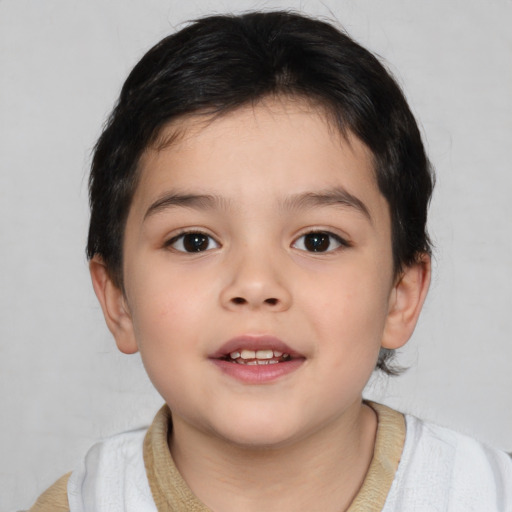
[132,98,388,225]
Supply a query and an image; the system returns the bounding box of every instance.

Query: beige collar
[143,401,405,512]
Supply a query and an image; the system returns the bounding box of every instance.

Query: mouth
[210,335,304,383]
[222,348,292,365]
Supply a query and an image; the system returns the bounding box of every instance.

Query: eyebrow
[144,192,230,220]
[144,187,371,222]
[282,188,372,222]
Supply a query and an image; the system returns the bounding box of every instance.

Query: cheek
[126,275,209,405]
[307,266,392,352]
[126,264,211,354]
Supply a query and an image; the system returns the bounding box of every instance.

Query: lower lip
[211,358,304,384]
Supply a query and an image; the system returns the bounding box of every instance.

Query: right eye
[167,232,220,253]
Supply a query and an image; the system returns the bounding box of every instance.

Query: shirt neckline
[143,401,406,512]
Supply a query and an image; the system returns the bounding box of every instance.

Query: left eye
[292,232,346,253]
[168,232,220,253]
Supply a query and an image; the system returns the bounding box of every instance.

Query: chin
[207,410,308,450]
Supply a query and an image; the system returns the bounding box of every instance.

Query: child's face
[94,98,427,447]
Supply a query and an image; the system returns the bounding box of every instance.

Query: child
[28,10,511,512]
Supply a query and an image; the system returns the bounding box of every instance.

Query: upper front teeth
[245,349,271,359]
[230,349,286,360]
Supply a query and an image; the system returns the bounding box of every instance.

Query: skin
[91,98,430,512]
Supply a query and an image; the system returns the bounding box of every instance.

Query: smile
[227,349,291,365]
[210,336,304,384]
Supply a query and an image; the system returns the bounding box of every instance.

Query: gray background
[1,0,511,509]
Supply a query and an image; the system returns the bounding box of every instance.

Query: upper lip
[210,335,303,359]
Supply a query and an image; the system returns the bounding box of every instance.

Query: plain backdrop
[1,0,511,509]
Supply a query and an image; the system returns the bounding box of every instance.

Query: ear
[89,257,139,354]
[381,254,431,350]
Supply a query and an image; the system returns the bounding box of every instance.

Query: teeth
[240,349,256,359]
[231,349,286,359]
[255,349,273,359]
[228,348,291,364]
[235,358,281,365]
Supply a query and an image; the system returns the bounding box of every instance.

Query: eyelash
[292,231,351,253]
[165,230,220,253]
[165,229,350,254]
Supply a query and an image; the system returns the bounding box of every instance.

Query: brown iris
[303,232,331,252]
[182,233,210,252]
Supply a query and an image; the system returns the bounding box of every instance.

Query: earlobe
[89,257,139,354]
[382,254,431,350]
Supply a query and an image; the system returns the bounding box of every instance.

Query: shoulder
[67,427,156,511]
[384,413,512,511]
[73,426,148,469]
[27,423,157,512]
[28,472,71,512]
[405,414,512,477]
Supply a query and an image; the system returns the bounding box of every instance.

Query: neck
[169,401,377,512]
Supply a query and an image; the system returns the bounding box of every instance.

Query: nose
[220,251,292,312]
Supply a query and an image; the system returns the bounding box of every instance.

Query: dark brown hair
[87,11,434,374]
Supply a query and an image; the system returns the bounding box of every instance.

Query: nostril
[230,297,279,306]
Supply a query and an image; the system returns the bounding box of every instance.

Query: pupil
[305,233,330,252]
[183,233,208,252]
